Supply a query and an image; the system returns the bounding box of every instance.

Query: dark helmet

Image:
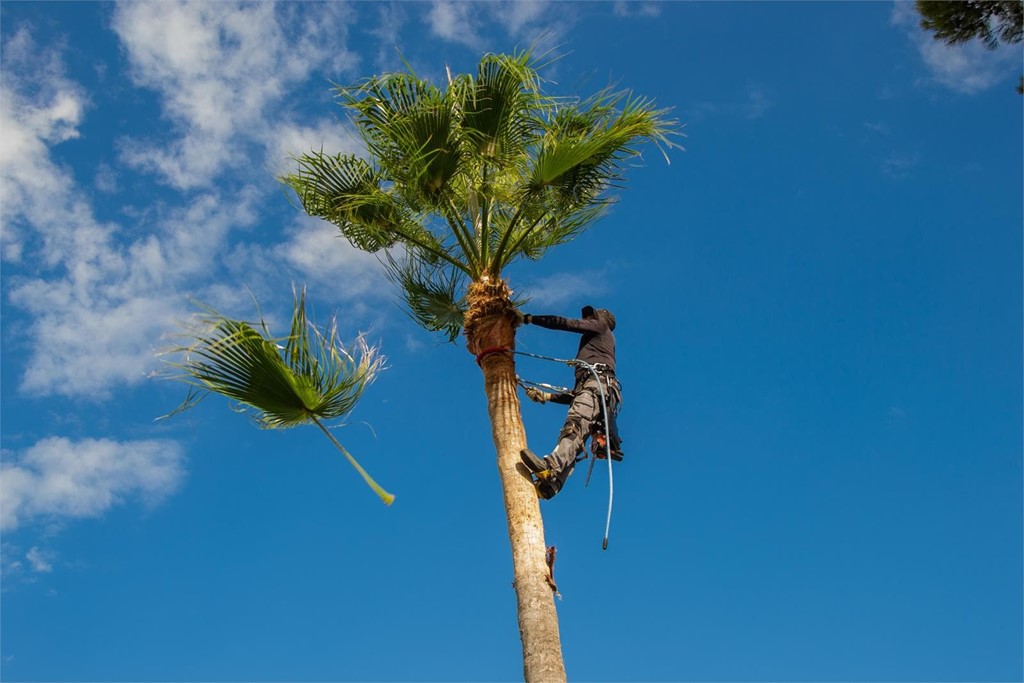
[582,305,615,331]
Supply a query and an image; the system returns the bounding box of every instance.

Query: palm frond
[339,74,464,208]
[527,93,675,202]
[283,151,469,274]
[284,151,400,252]
[461,51,546,165]
[161,289,394,504]
[504,203,607,262]
[382,251,467,342]
[490,89,679,270]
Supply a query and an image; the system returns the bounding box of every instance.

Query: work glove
[525,387,551,403]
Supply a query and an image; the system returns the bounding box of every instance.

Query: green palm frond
[162,289,394,505]
[461,52,545,164]
[489,90,678,271]
[283,151,467,274]
[505,203,608,262]
[340,74,463,208]
[382,251,467,342]
[527,92,674,202]
[285,151,401,252]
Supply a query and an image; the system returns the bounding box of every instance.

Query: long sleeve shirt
[528,315,616,383]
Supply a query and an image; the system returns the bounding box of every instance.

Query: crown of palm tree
[283,50,678,341]
[162,289,393,505]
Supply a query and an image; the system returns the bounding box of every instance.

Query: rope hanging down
[511,349,617,551]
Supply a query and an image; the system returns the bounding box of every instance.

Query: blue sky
[1,1,1021,681]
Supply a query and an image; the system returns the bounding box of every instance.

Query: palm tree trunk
[466,277,566,683]
[479,351,566,682]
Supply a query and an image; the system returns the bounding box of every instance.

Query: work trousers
[547,375,620,483]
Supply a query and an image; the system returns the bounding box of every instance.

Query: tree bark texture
[466,278,567,683]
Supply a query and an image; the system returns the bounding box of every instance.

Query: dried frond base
[464,276,517,355]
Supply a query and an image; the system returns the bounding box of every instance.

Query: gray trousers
[547,376,618,484]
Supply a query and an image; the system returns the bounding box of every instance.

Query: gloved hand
[525,387,551,403]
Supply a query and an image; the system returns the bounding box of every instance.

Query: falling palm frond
[161,289,394,505]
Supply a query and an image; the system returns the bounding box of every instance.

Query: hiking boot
[521,449,563,499]
[520,449,553,476]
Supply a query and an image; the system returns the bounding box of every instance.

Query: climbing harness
[512,348,618,551]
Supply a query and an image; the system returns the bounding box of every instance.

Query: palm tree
[282,51,676,682]
[162,289,393,505]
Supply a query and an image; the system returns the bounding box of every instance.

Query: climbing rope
[511,349,617,551]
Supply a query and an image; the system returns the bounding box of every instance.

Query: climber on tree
[517,305,623,499]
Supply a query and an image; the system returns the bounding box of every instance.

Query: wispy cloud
[265,118,365,179]
[520,271,611,309]
[1,15,384,400]
[4,179,260,397]
[890,1,1023,94]
[0,28,90,265]
[111,1,359,190]
[492,1,553,35]
[613,2,662,19]
[0,437,186,532]
[25,547,55,573]
[426,1,484,49]
[424,1,571,52]
[881,152,919,180]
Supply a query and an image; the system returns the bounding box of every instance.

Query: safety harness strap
[475,346,511,366]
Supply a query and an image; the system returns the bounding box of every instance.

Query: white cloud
[93,163,120,194]
[492,1,552,36]
[4,182,261,397]
[111,1,359,190]
[1,544,25,579]
[424,1,568,50]
[366,3,407,71]
[266,119,365,179]
[890,1,1023,94]
[426,1,482,49]
[0,437,186,532]
[26,547,55,573]
[520,271,610,309]
[613,2,661,18]
[0,28,90,265]
[274,217,386,297]
[1,27,338,399]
